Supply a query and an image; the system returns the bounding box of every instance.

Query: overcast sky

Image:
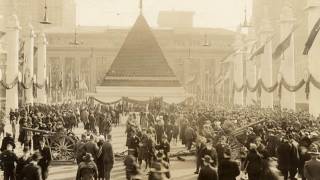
[76,0,252,30]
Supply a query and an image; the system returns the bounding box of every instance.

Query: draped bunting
[89,96,122,105]
[246,79,261,92]
[233,82,245,92]
[0,77,19,89]
[261,81,278,93]
[280,78,306,92]
[310,75,320,90]
[232,73,320,99]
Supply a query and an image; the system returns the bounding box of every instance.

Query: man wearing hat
[124,149,138,180]
[101,135,114,180]
[76,153,98,180]
[198,155,218,180]
[74,134,87,164]
[304,144,320,180]
[0,132,15,152]
[38,138,52,180]
[16,147,31,180]
[20,152,43,180]
[0,143,18,180]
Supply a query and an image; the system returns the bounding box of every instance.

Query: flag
[303,17,320,55]
[19,40,25,61]
[272,32,292,59]
[249,45,265,60]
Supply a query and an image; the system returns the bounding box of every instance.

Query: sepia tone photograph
[0,0,320,179]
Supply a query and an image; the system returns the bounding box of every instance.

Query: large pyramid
[101,14,181,87]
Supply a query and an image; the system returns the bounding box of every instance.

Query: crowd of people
[0,100,320,180]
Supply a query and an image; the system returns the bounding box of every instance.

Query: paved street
[48,119,198,180]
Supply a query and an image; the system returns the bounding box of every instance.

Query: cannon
[22,127,78,163]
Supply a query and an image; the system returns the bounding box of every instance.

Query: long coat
[304,159,320,180]
[38,146,52,179]
[101,141,114,170]
[76,161,98,180]
[218,158,240,180]
[20,163,43,180]
[198,165,218,180]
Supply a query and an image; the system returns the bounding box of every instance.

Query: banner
[303,17,320,55]
[249,45,264,60]
[272,32,292,59]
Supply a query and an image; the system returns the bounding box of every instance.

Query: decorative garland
[232,73,320,99]
[261,80,278,93]
[0,77,19,89]
[246,79,261,92]
[233,82,245,92]
[20,78,34,89]
[280,78,306,92]
[89,96,122,105]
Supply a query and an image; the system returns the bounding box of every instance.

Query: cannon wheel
[49,135,75,161]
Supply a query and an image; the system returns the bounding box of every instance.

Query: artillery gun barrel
[230,119,267,136]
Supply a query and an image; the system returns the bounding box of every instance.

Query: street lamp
[40,0,52,24]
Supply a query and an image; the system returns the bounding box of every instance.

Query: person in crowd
[148,162,170,180]
[76,153,98,180]
[304,144,320,180]
[218,148,240,180]
[158,135,170,163]
[20,152,43,180]
[96,135,105,180]
[277,135,300,180]
[0,132,15,152]
[200,140,218,168]
[151,151,171,179]
[84,135,99,161]
[75,134,88,164]
[184,124,196,150]
[124,149,138,180]
[16,147,32,180]
[198,155,218,180]
[244,143,263,180]
[194,136,206,174]
[101,134,114,180]
[38,138,52,180]
[0,143,18,180]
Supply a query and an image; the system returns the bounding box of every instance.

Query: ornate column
[24,24,35,104]
[279,1,296,110]
[260,7,274,108]
[233,27,245,106]
[307,0,320,117]
[5,15,20,115]
[37,31,48,104]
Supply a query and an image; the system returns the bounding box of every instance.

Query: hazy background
[76,0,252,30]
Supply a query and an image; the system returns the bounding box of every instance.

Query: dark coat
[244,150,263,174]
[38,146,52,179]
[76,161,98,180]
[20,163,43,180]
[0,150,18,173]
[84,141,99,160]
[0,136,15,151]
[101,141,114,170]
[218,158,240,180]
[198,165,218,180]
[277,141,299,170]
